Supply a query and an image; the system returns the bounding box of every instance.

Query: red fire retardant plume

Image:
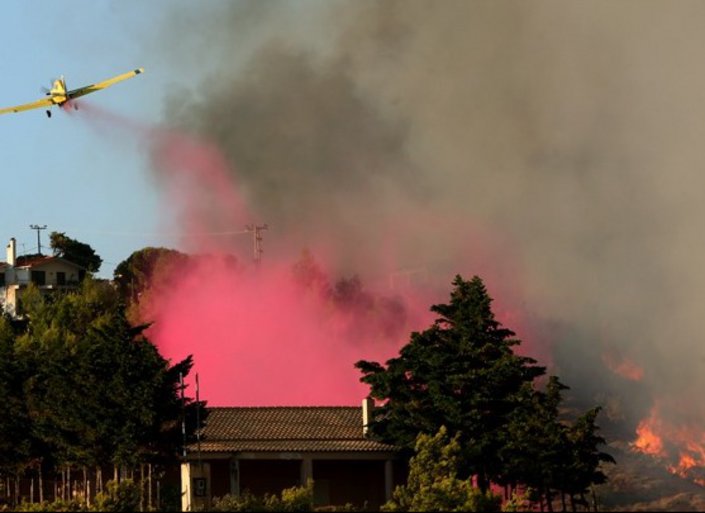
[75,102,538,406]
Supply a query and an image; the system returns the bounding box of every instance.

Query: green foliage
[500,377,572,498]
[272,479,315,511]
[500,489,534,512]
[500,379,615,505]
[358,274,613,508]
[382,427,501,512]
[49,232,102,273]
[14,499,87,512]
[212,479,314,512]
[92,479,141,512]
[212,491,267,512]
[18,281,193,468]
[112,247,188,314]
[564,407,616,495]
[357,275,545,489]
[0,316,30,474]
[15,480,145,513]
[0,276,203,507]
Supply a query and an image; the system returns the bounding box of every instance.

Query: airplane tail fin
[50,76,66,96]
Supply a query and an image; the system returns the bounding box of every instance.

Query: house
[181,399,405,511]
[1,238,86,317]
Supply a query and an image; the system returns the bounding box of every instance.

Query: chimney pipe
[6,238,16,266]
[362,397,375,436]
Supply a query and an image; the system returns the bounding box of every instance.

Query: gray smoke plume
[153,1,705,432]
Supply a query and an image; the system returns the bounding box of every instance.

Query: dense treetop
[49,231,103,273]
[358,275,613,509]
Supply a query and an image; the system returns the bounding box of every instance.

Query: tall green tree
[113,247,190,326]
[357,275,545,490]
[0,316,30,477]
[500,377,573,509]
[563,407,615,510]
[501,377,615,511]
[49,231,103,273]
[112,247,188,303]
[15,277,203,478]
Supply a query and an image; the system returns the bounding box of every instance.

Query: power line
[58,228,251,238]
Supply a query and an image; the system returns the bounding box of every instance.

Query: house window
[0,273,4,287]
[31,270,46,286]
[56,272,66,286]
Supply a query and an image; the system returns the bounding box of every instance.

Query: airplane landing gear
[46,110,51,118]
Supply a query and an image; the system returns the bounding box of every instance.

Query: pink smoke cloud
[75,102,542,406]
[148,257,429,406]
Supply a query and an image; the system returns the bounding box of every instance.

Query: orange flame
[632,403,705,487]
[634,418,666,457]
[601,350,644,381]
[669,454,696,475]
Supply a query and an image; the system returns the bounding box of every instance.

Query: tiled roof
[188,406,398,454]
[15,255,56,267]
[15,255,85,270]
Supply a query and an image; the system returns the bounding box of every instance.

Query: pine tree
[357,275,545,490]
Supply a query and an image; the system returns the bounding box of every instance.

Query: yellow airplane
[0,68,144,118]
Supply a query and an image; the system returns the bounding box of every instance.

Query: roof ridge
[208,406,362,410]
[205,436,367,441]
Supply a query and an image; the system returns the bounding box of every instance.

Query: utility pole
[245,224,268,265]
[195,374,202,470]
[179,372,186,458]
[29,224,47,255]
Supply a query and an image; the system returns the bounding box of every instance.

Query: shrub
[15,499,87,512]
[382,427,502,512]
[92,479,140,512]
[211,490,267,512]
[212,480,314,512]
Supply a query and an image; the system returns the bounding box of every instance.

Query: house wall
[190,455,404,511]
[0,261,83,317]
[181,462,211,512]
[16,262,82,286]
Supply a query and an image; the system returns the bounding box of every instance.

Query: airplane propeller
[41,78,61,95]
[41,79,54,95]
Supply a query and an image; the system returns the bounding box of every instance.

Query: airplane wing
[0,97,55,115]
[67,67,144,100]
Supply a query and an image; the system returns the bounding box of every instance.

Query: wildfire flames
[634,417,666,458]
[601,350,644,382]
[632,404,705,487]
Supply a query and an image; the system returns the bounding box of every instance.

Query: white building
[0,238,86,317]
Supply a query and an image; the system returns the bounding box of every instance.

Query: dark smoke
[152,1,705,428]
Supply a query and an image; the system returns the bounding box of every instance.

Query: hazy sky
[0,1,204,276]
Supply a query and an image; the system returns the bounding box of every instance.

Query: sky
[0,1,224,277]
